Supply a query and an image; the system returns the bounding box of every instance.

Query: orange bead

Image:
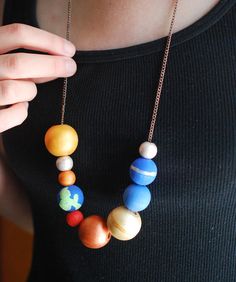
[58,170,76,186]
[78,215,111,249]
[44,124,78,157]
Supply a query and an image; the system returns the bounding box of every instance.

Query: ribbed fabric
[2,0,236,281]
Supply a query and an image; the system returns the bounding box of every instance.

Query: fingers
[28,77,58,84]
[0,23,78,133]
[0,53,77,80]
[0,102,29,133]
[0,23,76,57]
[0,80,37,106]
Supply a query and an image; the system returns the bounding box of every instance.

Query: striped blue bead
[129,157,157,185]
[123,184,151,212]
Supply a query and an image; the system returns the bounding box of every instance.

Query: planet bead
[44,124,78,157]
[139,141,157,159]
[130,157,157,185]
[56,156,73,171]
[107,206,142,241]
[66,210,84,227]
[58,185,84,212]
[58,170,76,186]
[78,215,111,249]
[123,184,151,212]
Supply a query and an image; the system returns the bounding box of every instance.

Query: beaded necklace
[44,0,179,249]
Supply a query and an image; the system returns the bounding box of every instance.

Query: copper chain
[148,0,179,142]
[61,0,179,144]
[60,0,72,124]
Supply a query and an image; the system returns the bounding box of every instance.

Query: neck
[71,0,173,50]
[37,0,220,51]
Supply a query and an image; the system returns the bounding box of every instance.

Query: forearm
[0,142,33,234]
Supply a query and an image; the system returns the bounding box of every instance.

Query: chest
[2,39,236,204]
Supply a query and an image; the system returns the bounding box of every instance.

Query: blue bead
[123,184,151,212]
[129,157,157,185]
[57,185,84,212]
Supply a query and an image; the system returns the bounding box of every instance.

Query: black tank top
[2,1,236,281]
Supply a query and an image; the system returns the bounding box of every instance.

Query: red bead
[78,215,111,249]
[66,210,84,227]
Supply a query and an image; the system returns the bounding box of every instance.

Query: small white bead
[56,156,73,171]
[139,142,157,159]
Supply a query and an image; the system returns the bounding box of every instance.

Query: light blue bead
[129,157,157,185]
[57,185,84,212]
[123,184,151,212]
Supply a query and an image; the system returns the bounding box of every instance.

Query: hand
[0,23,77,133]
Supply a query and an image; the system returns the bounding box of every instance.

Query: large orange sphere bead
[58,170,76,186]
[78,215,111,249]
[44,124,78,156]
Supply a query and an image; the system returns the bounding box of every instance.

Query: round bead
[107,206,142,241]
[56,156,73,171]
[66,210,84,227]
[58,170,76,186]
[130,157,157,185]
[123,184,151,212]
[139,141,158,159]
[44,124,78,157]
[78,215,111,249]
[57,185,84,212]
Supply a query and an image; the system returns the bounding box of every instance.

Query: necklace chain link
[148,0,179,142]
[60,0,72,124]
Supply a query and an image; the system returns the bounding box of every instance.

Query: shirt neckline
[33,0,235,63]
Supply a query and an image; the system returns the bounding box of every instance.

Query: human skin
[37,0,220,50]
[0,0,219,232]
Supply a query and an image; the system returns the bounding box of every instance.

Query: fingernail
[64,41,76,56]
[65,59,77,76]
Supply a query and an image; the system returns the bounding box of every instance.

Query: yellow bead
[107,206,142,241]
[44,124,78,157]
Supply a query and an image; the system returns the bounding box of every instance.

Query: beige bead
[139,141,157,159]
[107,206,142,241]
[56,156,73,171]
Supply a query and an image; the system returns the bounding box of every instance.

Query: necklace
[44,0,179,249]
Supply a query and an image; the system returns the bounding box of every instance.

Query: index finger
[0,23,76,57]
